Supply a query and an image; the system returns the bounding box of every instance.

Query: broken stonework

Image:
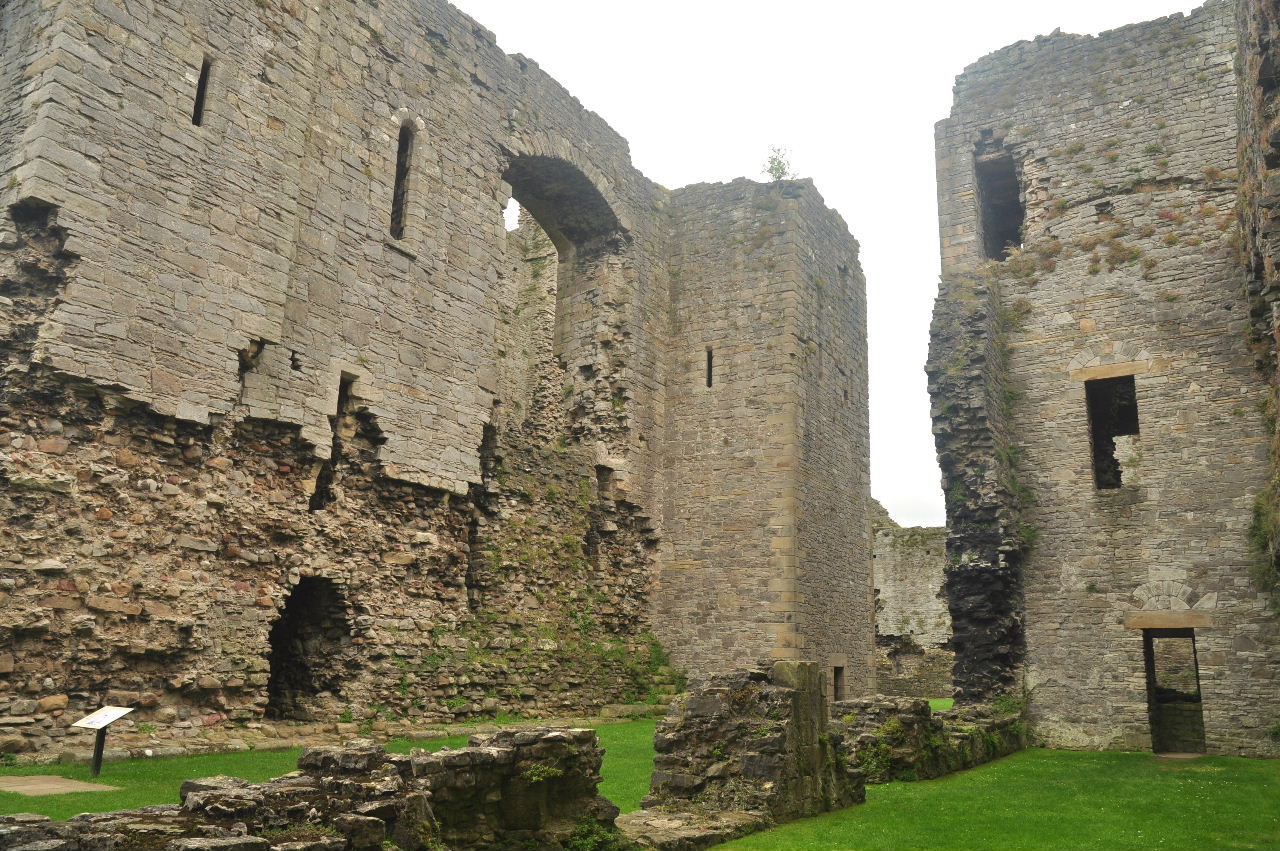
[872,526,954,697]
[831,697,1025,784]
[617,662,862,851]
[930,0,1280,755]
[0,729,623,851]
[0,0,870,752]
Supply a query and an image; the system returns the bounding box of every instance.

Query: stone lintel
[1122,611,1212,629]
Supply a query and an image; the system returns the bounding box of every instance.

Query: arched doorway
[265,577,353,720]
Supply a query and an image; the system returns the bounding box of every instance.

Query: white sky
[453,0,1203,526]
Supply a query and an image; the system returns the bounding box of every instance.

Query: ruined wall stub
[0,0,869,752]
[931,0,1279,755]
[873,526,953,697]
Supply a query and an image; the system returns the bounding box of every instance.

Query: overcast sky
[452,0,1202,526]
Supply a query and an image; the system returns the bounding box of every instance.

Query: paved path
[0,776,119,796]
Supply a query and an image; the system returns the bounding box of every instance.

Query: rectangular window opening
[191,57,212,126]
[832,666,845,702]
[975,151,1024,260]
[1085,375,1139,489]
[705,348,714,388]
[390,124,414,240]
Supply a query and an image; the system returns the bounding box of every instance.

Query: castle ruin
[0,0,1277,767]
[0,0,871,753]
[929,0,1279,756]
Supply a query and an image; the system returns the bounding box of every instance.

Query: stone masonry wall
[661,179,870,686]
[932,0,1280,755]
[0,0,869,753]
[872,526,953,697]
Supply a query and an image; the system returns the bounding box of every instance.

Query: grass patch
[928,697,954,712]
[712,749,1280,850]
[0,749,304,821]
[596,718,657,813]
[0,720,656,821]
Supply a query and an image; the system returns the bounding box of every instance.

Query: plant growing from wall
[762,147,796,181]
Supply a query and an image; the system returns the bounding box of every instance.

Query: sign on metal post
[71,706,134,777]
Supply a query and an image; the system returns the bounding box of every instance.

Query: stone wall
[872,526,953,697]
[930,0,1280,755]
[831,696,1025,784]
[661,181,870,684]
[619,661,863,851]
[0,0,869,753]
[0,728,623,851]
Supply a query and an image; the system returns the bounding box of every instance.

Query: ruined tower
[930,0,1279,756]
[0,0,870,752]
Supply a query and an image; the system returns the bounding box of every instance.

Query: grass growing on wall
[711,749,1280,851]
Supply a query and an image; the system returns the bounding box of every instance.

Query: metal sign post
[70,706,134,778]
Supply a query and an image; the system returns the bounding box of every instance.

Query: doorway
[1142,628,1206,753]
[266,577,352,720]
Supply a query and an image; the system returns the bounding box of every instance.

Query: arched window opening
[491,156,626,435]
[390,123,415,239]
[266,577,353,720]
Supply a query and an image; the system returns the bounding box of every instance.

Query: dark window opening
[266,577,352,720]
[1142,628,1206,754]
[390,123,414,239]
[832,666,845,702]
[596,464,614,502]
[191,57,212,126]
[706,348,714,387]
[309,375,354,511]
[1085,375,1139,489]
[976,151,1024,260]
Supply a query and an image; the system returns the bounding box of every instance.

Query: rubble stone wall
[931,0,1280,755]
[872,527,953,697]
[0,0,869,754]
[831,696,1025,784]
[0,728,622,851]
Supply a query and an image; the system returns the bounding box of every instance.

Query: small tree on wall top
[763,146,796,181]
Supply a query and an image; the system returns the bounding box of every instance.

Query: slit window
[191,57,212,126]
[705,348,714,387]
[390,123,414,240]
[975,152,1024,260]
[1085,375,1139,489]
[832,666,845,702]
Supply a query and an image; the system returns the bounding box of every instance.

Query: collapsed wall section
[0,0,679,752]
[932,0,1279,755]
[0,0,873,754]
[872,526,953,697]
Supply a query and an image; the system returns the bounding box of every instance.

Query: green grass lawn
[0,720,656,821]
[712,748,1280,851]
[928,697,954,712]
[5,723,1277,851]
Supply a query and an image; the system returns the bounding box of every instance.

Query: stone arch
[1067,340,1155,379]
[265,576,355,720]
[1131,580,1197,610]
[497,153,629,374]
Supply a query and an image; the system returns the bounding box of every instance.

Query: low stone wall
[0,728,625,851]
[831,696,1025,783]
[618,661,862,851]
[1,707,666,766]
